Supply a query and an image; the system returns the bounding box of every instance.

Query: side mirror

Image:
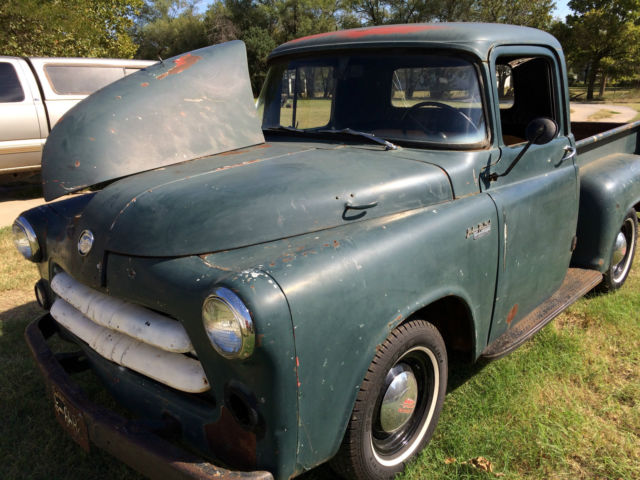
[488,117,558,181]
[526,117,558,145]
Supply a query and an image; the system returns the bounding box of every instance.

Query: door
[484,47,579,343]
[0,59,44,172]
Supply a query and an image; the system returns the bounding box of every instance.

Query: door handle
[562,145,577,161]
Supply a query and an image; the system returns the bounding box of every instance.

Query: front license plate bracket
[52,385,90,452]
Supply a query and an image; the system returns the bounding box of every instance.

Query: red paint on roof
[288,24,446,44]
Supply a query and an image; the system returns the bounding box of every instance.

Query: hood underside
[42,41,264,201]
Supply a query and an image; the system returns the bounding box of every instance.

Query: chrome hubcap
[379,364,418,433]
[612,217,636,283]
[612,231,627,267]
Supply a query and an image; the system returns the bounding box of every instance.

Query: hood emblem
[78,230,94,256]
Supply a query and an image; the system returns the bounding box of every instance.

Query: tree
[343,0,554,26]
[0,0,142,58]
[133,1,209,59]
[564,0,640,99]
[205,0,344,93]
[470,0,556,29]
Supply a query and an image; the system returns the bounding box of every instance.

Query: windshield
[258,53,486,147]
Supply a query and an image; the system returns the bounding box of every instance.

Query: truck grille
[50,272,210,393]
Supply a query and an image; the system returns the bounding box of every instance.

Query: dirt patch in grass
[586,109,620,121]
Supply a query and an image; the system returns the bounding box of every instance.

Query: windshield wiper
[265,125,304,133]
[265,126,398,151]
[317,128,398,150]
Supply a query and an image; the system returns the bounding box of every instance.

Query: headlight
[12,216,41,262]
[203,288,255,359]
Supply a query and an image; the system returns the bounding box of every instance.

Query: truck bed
[572,120,640,165]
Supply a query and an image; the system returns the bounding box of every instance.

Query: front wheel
[599,209,638,292]
[331,320,447,480]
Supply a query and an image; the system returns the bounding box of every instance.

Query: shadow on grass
[0,172,43,201]
[0,300,140,480]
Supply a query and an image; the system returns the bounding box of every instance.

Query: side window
[496,57,556,145]
[44,65,125,95]
[0,62,25,103]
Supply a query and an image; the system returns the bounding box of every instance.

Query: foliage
[133,0,209,59]
[561,0,640,99]
[469,0,556,29]
[343,0,555,28]
[0,0,143,58]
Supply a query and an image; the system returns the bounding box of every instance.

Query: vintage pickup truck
[14,23,640,480]
[0,56,154,175]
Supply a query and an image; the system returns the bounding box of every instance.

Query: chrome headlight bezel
[202,287,255,359]
[12,216,41,262]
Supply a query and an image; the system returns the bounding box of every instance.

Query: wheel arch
[401,294,476,363]
[572,153,640,272]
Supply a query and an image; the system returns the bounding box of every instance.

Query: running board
[481,268,602,360]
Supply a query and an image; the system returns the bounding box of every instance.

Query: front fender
[105,254,299,479]
[572,153,640,271]
[206,194,499,473]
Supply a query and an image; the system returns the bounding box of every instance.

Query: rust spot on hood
[156,53,202,80]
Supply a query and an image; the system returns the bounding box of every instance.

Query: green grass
[280,98,332,129]
[0,226,141,480]
[1,225,638,479]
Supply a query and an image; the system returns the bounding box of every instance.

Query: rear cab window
[44,65,125,95]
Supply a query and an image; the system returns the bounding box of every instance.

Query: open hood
[42,41,264,201]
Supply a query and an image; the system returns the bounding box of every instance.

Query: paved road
[1,103,638,228]
[0,197,52,228]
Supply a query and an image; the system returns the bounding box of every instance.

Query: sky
[554,0,571,21]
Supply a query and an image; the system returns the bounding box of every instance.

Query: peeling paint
[506,304,518,325]
[156,53,202,80]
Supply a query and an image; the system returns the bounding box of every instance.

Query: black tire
[331,320,447,480]
[599,209,638,292]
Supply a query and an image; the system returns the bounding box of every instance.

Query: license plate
[52,385,90,452]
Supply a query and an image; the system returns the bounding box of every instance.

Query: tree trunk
[599,73,607,98]
[586,62,598,100]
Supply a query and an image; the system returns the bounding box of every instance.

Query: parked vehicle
[0,56,155,174]
[14,24,640,480]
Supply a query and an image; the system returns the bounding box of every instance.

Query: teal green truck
[13,23,640,480]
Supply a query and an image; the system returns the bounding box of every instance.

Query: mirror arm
[487,129,546,182]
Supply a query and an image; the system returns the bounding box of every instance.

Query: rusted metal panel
[25,314,274,480]
[481,268,602,359]
[41,41,264,201]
